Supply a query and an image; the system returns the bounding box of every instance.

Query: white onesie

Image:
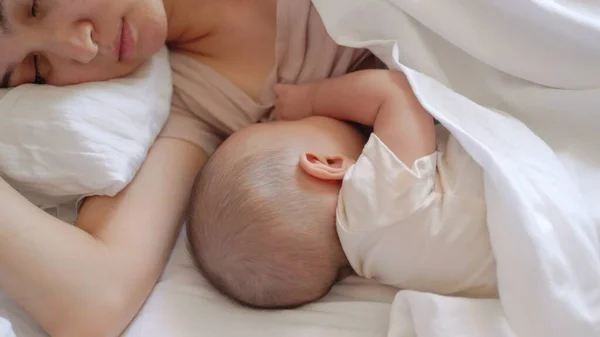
[336,126,497,297]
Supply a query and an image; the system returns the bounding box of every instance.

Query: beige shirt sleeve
[336,133,497,297]
[158,92,224,155]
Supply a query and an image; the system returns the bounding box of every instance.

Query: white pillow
[0,47,172,213]
[0,317,15,337]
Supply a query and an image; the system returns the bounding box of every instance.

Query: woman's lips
[116,18,136,62]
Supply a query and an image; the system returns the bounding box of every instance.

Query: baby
[188,69,497,309]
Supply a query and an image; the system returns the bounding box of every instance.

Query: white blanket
[313,0,600,337]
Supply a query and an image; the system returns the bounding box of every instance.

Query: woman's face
[0,0,168,88]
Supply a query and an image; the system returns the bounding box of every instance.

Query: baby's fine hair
[188,146,342,309]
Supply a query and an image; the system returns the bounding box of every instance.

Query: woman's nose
[43,20,98,64]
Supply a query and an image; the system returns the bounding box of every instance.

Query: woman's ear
[299,152,354,181]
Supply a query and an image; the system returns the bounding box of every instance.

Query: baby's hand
[274,83,315,121]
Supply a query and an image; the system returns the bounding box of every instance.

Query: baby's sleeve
[337,134,437,235]
[336,134,437,283]
[336,133,439,255]
[336,134,495,297]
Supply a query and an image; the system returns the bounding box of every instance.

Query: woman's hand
[0,137,207,337]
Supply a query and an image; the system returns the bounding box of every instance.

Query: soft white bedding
[0,229,398,337]
[122,230,396,337]
[314,0,600,336]
[0,47,171,222]
[3,1,600,337]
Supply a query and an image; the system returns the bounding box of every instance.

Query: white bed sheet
[0,229,397,337]
[122,230,396,337]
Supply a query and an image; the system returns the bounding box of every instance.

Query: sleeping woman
[0,0,373,336]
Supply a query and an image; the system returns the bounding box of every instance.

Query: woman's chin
[129,4,169,60]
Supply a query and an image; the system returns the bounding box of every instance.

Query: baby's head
[188,116,366,309]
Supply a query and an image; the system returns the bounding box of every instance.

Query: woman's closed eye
[29,0,47,84]
[31,0,40,18]
[32,55,46,84]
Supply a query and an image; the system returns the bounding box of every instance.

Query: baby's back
[337,126,497,298]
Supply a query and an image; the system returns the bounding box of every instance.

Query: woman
[0,0,370,336]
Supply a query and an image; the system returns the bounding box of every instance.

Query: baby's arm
[276,70,435,165]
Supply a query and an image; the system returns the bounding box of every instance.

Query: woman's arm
[0,137,207,337]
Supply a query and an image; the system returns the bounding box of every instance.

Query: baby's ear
[299,152,354,181]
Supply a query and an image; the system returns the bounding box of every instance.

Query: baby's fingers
[274,84,294,98]
[274,84,299,120]
[274,99,288,121]
[273,83,314,121]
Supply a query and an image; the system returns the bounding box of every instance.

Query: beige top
[337,127,498,298]
[158,0,369,154]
